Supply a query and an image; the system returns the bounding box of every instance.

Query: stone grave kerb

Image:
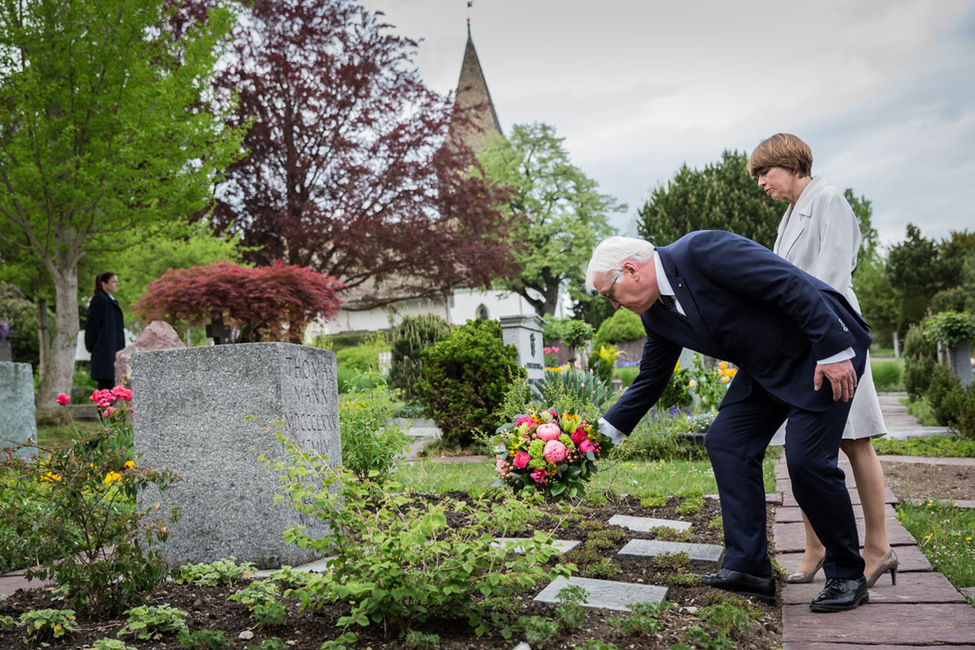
[132,343,339,569]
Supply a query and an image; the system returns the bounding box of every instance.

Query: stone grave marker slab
[535,576,668,612]
[609,514,691,532]
[0,362,36,459]
[617,539,724,566]
[133,343,339,569]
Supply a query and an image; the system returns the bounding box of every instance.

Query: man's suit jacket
[603,230,872,435]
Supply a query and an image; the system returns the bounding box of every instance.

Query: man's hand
[814,359,857,402]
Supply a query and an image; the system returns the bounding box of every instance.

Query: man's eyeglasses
[591,271,621,301]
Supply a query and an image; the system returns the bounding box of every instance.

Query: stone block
[617,539,724,566]
[133,343,339,569]
[0,362,36,459]
[535,576,668,611]
[500,314,545,382]
[115,320,184,384]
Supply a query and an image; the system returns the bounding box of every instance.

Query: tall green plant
[339,379,412,483]
[388,314,453,403]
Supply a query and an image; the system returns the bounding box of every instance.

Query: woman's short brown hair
[747,133,813,179]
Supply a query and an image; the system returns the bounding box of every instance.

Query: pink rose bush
[493,408,615,500]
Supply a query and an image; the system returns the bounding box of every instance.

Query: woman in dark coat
[85,272,125,390]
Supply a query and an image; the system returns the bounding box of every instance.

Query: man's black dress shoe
[699,568,775,604]
[810,577,868,612]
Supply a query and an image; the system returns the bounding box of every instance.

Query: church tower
[445,19,503,152]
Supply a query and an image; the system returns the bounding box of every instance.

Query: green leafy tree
[0,0,245,408]
[852,254,899,348]
[844,189,880,265]
[476,123,624,316]
[637,150,780,248]
[886,224,961,329]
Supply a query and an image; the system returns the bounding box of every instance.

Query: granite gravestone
[0,362,37,459]
[500,314,545,383]
[132,343,339,569]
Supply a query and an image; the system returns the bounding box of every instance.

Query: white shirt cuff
[598,417,625,445]
[818,347,855,365]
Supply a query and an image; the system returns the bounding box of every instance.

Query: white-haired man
[586,230,870,612]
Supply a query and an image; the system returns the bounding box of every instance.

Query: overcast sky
[359,0,975,250]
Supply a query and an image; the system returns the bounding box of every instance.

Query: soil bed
[1,459,969,649]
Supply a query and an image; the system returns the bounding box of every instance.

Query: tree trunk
[36,269,79,412]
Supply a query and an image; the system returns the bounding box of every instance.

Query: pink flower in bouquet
[543,440,568,463]
[536,423,561,441]
[56,393,70,406]
[571,428,587,445]
[578,439,596,455]
[513,451,530,468]
[530,468,548,485]
[515,415,533,427]
[103,406,117,418]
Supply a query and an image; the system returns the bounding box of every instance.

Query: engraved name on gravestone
[132,343,339,569]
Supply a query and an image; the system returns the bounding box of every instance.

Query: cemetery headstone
[500,314,545,382]
[114,320,184,385]
[0,362,37,458]
[132,343,339,569]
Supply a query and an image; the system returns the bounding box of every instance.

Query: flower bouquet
[493,409,614,500]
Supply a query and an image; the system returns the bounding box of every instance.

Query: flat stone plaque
[535,576,668,612]
[617,539,724,566]
[609,514,692,532]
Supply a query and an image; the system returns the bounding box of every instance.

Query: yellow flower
[104,471,122,484]
[720,376,730,383]
[42,471,61,482]
[688,379,697,388]
[124,460,135,469]
[719,361,728,370]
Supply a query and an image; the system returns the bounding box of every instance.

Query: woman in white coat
[748,133,897,588]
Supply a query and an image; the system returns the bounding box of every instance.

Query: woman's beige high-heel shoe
[784,557,824,584]
[865,549,899,587]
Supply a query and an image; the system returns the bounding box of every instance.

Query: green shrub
[903,323,938,399]
[260,438,570,639]
[389,314,454,404]
[417,319,525,448]
[339,379,412,483]
[0,409,178,617]
[333,332,389,372]
[926,363,963,427]
[593,308,644,349]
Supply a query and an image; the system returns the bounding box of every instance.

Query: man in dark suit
[586,231,871,612]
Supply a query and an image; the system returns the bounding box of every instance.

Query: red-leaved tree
[210,0,520,309]
[134,261,343,343]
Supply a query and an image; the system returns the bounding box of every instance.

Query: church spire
[445,19,502,152]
